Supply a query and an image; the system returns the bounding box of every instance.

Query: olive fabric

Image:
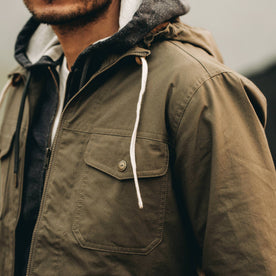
[5,1,190,275]
[12,1,190,272]
[0,13,276,276]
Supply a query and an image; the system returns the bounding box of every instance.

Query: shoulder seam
[174,71,237,140]
[168,41,212,77]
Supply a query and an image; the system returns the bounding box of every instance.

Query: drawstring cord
[14,72,31,188]
[75,54,148,209]
[130,56,148,209]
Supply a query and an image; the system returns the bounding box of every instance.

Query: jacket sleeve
[173,72,276,275]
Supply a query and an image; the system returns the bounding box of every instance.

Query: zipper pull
[44,147,52,170]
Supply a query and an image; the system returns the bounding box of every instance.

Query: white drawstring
[130,56,148,209]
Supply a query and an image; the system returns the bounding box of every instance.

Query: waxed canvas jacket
[0,18,276,276]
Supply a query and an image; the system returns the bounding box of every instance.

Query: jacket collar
[14,0,190,70]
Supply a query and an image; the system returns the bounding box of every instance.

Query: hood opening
[14,0,190,70]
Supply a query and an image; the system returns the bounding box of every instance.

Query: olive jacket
[0,8,276,276]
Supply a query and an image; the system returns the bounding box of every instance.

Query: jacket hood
[15,0,190,70]
[145,20,224,63]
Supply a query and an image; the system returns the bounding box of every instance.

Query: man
[0,0,275,275]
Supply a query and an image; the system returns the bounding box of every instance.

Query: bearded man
[0,0,275,275]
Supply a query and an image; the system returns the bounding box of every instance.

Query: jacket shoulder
[148,39,266,137]
[150,37,232,83]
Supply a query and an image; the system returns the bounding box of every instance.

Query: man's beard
[23,0,112,26]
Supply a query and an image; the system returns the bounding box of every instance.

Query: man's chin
[27,0,112,26]
[32,12,88,26]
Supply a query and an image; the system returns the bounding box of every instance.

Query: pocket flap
[0,122,16,159]
[84,133,169,180]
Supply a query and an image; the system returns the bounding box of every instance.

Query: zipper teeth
[47,66,60,146]
[26,51,148,275]
[48,66,59,90]
[26,67,60,276]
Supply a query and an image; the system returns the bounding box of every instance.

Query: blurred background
[0,0,275,162]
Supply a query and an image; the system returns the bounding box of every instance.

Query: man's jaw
[23,0,112,26]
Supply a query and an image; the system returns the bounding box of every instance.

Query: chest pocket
[0,122,16,219]
[72,132,169,255]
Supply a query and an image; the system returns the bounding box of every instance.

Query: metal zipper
[42,65,62,174]
[47,66,60,147]
[26,51,149,275]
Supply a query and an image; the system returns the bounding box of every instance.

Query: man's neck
[52,0,120,70]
